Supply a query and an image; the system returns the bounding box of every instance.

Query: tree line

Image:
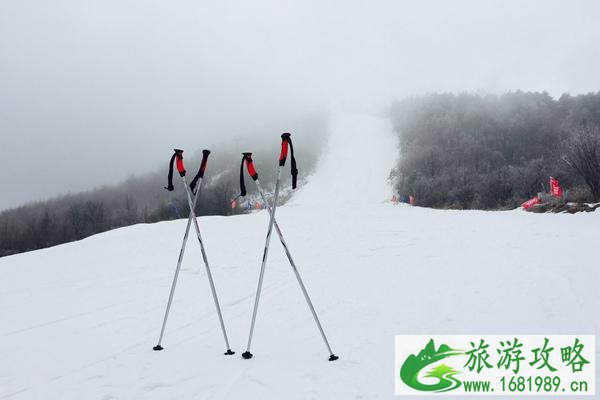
[390,91,600,209]
[0,120,325,257]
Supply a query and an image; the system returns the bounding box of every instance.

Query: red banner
[522,196,541,209]
[550,176,563,197]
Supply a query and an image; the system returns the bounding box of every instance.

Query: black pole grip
[189,149,211,193]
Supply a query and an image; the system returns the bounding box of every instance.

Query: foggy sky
[1,0,599,210]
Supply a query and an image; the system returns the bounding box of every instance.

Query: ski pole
[254,181,337,361]
[154,150,234,355]
[264,134,337,361]
[240,151,281,360]
[154,149,190,351]
[241,134,338,361]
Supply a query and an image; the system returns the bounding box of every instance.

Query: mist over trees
[391,92,600,209]
[5,92,600,257]
[0,119,326,257]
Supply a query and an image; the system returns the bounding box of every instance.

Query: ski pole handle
[199,149,210,178]
[279,133,291,166]
[173,149,186,177]
[239,152,258,197]
[189,149,211,193]
[278,133,298,189]
[166,149,186,191]
[243,152,258,180]
[176,153,185,176]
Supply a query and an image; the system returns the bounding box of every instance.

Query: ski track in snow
[1,113,599,399]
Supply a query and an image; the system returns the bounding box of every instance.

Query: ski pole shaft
[254,180,336,358]
[154,182,208,350]
[155,149,190,350]
[181,176,234,354]
[154,209,195,350]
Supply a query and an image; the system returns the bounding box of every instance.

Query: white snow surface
[1,113,599,399]
[292,112,397,206]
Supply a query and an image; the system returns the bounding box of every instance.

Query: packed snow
[1,113,599,399]
[292,112,397,206]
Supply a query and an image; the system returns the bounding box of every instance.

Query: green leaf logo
[400,339,464,392]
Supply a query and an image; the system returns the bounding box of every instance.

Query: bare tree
[562,125,600,201]
[121,195,139,225]
[84,200,107,233]
[67,203,85,239]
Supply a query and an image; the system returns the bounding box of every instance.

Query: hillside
[1,113,599,399]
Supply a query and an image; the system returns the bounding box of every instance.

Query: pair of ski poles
[153,149,233,355]
[153,134,338,361]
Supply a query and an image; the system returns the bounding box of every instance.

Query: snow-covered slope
[292,112,397,206]
[1,114,599,400]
